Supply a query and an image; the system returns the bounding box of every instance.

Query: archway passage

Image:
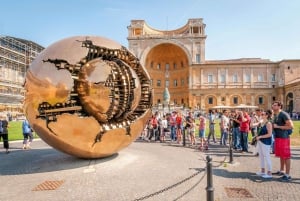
[145,43,189,107]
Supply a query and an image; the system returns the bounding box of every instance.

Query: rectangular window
[208,97,213,104]
[220,74,225,83]
[165,63,169,70]
[258,74,263,82]
[208,74,213,83]
[157,80,161,87]
[174,79,178,87]
[196,54,200,63]
[181,78,184,86]
[233,74,238,83]
[173,63,177,69]
[233,97,238,104]
[165,80,169,87]
[157,63,161,69]
[258,96,264,104]
[271,74,276,82]
[245,74,250,82]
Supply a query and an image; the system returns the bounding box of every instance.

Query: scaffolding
[0,35,44,118]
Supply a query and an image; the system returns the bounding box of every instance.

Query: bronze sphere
[24,36,152,158]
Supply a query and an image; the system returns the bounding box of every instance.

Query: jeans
[207,125,216,143]
[170,126,176,141]
[220,129,228,145]
[240,131,249,152]
[232,127,241,149]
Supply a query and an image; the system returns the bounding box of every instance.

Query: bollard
[229,132,233,163]
[206,155,214,201]
[183,128,186,146]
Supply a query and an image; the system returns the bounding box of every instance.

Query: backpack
[0,121,3,133]
[287,129,293,135]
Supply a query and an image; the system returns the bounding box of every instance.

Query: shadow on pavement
[0,148,118,176]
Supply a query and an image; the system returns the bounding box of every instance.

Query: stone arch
[229,94,243,105]
[205,94,218,107]
[140,41,192,66]
[254,94,268,109]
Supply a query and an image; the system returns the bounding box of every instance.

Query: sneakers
[256,172,266,176]
[262,174,272,179]
[273,171,285,176]
[279,175,292,182]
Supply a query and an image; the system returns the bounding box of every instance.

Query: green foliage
[7,121,39,141]
[5,119,300,144]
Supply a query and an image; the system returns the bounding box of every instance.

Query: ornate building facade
[0,36,44,117]
[127,18,300,113]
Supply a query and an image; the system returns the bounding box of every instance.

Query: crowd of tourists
[0,117,34,154]
[141,100,294,182]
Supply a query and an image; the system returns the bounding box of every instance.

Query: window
[165,80,169,87]
[258,74,263,82]
[174,79,178,87]
[157,63,161,69]
[173,63,177,69]
[220,74,225,83]
[196,54,200,63]
[245,74,250,82]
[233,74,238,83]
[181,78,184,86]
[271,74,276,82]
[157,80,161,87]
[208,97,213,104]
[258,96,264,104]
[208,74,213,83]
[233,97,238,104]
[165,63,169,70]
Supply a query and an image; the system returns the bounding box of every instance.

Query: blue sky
[1,0,299,61]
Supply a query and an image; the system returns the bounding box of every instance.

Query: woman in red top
[238,110,251,152]
[176,112,183,144]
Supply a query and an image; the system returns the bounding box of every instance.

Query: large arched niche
[145,43,189,67]
[142,43,190,106]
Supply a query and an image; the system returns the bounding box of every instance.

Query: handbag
[250,136,257,146]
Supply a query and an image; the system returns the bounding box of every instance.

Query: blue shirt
[22,120,32,134]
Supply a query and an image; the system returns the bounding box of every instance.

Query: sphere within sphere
[24,36,152,158]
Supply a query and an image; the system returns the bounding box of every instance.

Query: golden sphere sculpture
[24,36,152,158]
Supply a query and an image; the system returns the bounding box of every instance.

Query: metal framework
[0,36,44,117]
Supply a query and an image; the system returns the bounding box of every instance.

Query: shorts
[199,129,206,138]
[274,138,291,159]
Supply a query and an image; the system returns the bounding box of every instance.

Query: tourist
[0,115,9,153]
[256,110,273,178]
[197,113,207,150]
[239,109,251,152]
[207,110,217,143]
[22,119,34,149]
[272,101,294,182]
[231,110,241,150]
[220,110,230,145]
[175,111,183,144]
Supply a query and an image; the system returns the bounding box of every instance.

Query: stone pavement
[0,138,299,201]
